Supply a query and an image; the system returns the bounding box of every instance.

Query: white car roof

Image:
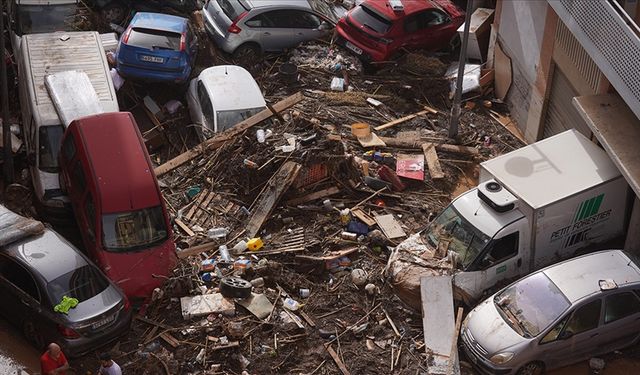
[198,65,266,112]
[544,250,640,303]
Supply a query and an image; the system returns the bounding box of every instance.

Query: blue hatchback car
[116,12,197,84]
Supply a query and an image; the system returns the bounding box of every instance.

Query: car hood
[63,285,122,324]
[464,298,528,356]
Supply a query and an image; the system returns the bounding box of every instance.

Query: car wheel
[22,320,45,350]
[233,44,261,66]
[517,362,544,375]
[219,277,252,299]
[101,1,127,24]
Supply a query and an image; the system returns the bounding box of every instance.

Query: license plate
[345,41,362,55]
[140,55,164,63]
[92,315,115,330]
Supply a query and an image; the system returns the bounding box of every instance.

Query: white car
[186,65,266,140]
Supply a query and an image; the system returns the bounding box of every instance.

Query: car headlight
[489,352,514,364]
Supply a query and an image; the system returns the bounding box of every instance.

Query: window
[216,107,265,132]
[0,256,40,301]
[127,28,182,51]
[38,125,64,173]
[404,10,449,33]
[564,300,601,336]
[480,232,519,268]
[197,81,215,128]
[246,13,271,28]
[257,10,321,29]
[101,206,168,252]
[72,162,86,193]
[85,195,96,242]
[604,292,640,323]
[350,4,392,34]
[540,315,570,344]
[61,133,76,162]
[46,265,109,305]
[216,0,247,21]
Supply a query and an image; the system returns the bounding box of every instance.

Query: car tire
[101,1,127,25]
[22,319,45,350]
[232,43,261,66]
[219,277,252,299]
[517,362,544,375]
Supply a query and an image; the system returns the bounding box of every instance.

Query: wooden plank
[245,161,302,237]
[436,143,479,156]
[374,214,406,239]
[378,137,479,155]
[448,307,464,374]
[286,186,341,206]
[154,92,304,176]
[177,241,217,259]
[351,208,376,227]
[185,189,209,221]
[422,143,445,180]
[494,42,512,101]
[159,332,180,348]
[300,310,316,328]
[420,276,458,374]
[192,192,216,223]
[175,218,195,237]
[326,345,351,375]
[295,247,358,262]
[374,108,433,131]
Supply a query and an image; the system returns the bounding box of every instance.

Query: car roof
[198,65,266,111]
[4,229,89,282]
[364,0,438,20]
[544,250,640,303]
[244,0,312,11]
[130,12,188,33]
[71,112,161,213]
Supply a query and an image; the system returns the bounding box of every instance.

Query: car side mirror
[318,21,332,31]
[558,330,574,340]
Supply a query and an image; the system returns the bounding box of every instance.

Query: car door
[402,9,453,51]
[597,291,640,353]
[538,299,604,369]
[0,255,43,331]
[246,9,323,51]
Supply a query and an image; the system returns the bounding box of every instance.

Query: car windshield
[216,0,247,21]
[426,205,490,269]
[102,206,168,252]
[38,125,64,173]
[216,107,265,132]
[47,265,110,306]
[127,28,181,51]
[494,272,570,337]
[350,4,392,34]
[16,4,79,35]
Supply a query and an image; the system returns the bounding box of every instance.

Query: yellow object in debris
[247,238,264,251]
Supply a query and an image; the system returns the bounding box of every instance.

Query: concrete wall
[496,1,549,141]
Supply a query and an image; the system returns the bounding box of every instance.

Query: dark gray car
[0,229,132,357]
[202,0,349,60]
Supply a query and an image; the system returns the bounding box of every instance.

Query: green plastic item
[54,296,79,314]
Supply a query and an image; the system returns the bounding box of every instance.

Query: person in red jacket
[40,343,70,375]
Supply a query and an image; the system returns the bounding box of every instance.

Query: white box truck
[17,31,118,218]
[422,129,630,304]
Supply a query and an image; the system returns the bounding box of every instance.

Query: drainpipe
[449,0,474,139]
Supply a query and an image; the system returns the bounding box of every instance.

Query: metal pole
[449,0,474,139]
[1,0,14,184]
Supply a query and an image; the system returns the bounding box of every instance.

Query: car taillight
[180,33,186,51]
[57,324,80,339]
[122,27,132,44]
[228,11,248,34]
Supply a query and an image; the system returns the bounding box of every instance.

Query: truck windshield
[38,125,64,173]
[47,265,109,306]
[102,206,168,252]
[494,272,570,337]
[16,4,79,35]
[426,205,490,269]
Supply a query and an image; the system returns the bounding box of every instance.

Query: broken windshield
[102,206,168,252]
[426,205,490,269]
[494,272,570,337]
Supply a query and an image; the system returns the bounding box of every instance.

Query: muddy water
[0,318,40,374]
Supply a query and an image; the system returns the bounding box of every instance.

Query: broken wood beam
[295,247,359,262]
[175,218,195,237]
[286,186,341,206]
[326,345,351,375]
[374,107,434,131]
[378,136,479,155]
[154,92,304,176]
[245,161,302,238]
[177,241,217,259]
[159,332,180,348]
[422,143,445,179]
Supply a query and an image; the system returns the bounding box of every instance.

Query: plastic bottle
[257,129,266,143]
[219,245,231,262]
[201,272,215,282]
[208,227,229,239]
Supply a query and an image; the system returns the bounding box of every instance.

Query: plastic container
[234,258,252,272]
[201,272,215,282]
[339,209,351,225]
[247,238,264,251]
[232,240,248,254]
[330,77,345,91]
[218,245,232,262]
[201,259,216,272]
[257,129,266,143]
[208,227,229,239]
[351,123,371,138]
[283,297,301,311]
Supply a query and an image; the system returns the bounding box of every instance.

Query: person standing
[40,343,69,375]
[97,352,122,375]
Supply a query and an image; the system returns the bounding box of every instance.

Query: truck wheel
[219,277,252,299]
[517,362,544,375]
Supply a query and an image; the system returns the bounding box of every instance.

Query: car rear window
[216,0,247,21]
[47,265,110,305]
[127,28,182,51]
[350,4,392,34]
[102,206,169,252]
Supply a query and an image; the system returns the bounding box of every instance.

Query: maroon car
[336,0,464,62]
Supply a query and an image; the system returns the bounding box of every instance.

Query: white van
[17,31,119,218]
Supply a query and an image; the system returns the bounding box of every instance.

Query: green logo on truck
[550,194,612,247]
[573,194,604,222]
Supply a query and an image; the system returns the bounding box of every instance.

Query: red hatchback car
[59,112,177,305]
[336,0,465,62]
